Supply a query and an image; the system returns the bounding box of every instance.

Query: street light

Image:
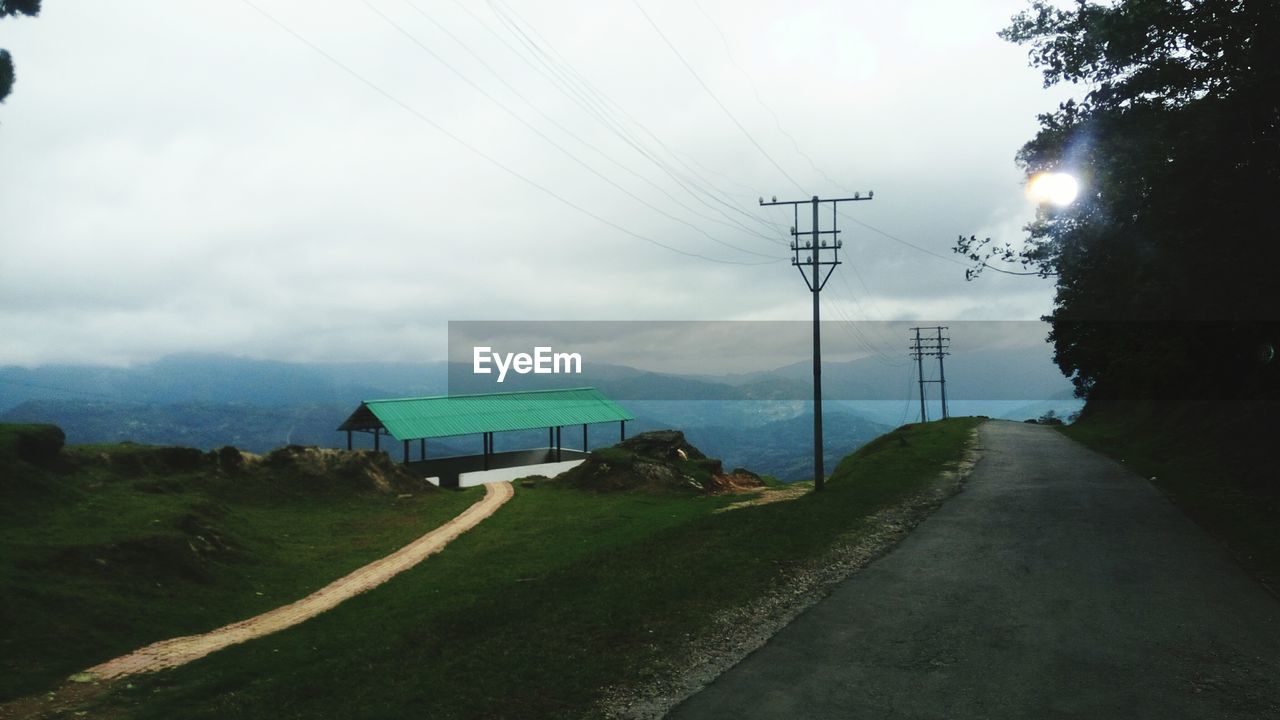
[1026,171,1080,207]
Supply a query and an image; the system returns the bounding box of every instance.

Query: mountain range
[0,351,1080,480]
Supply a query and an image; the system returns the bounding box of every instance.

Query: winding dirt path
[83,481,515,681]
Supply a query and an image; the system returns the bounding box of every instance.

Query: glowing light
[1026,172,1080,207]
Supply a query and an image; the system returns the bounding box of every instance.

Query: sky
[0,0,1077,368]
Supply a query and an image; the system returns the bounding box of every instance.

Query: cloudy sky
[0,0,1075,368]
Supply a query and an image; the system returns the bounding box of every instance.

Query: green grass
[0,432,479,702]
[82,417,983,720]
[1059,401,1280,589]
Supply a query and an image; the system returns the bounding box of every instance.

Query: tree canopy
[966,0,1279,402]
[0,0,42,104]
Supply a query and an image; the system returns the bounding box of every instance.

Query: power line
[236,0,777,267]
[396,0,789,250]
[361,0,781,261]
[842,211,1053,276]
[898,362,916,427]
[839,211,970,267]
[829,274,907,367]
[630,0,808,196]
[475,0,792,244]
[689,0,854,196]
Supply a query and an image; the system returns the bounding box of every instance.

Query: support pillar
[555,426,561,462]
[620,419,626,441]
[583,423,588,452]
[420,438,426,460]
[403,439,409,464]
[346,430,352,451]
[374,428,381,452]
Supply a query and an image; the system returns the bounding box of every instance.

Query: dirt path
[83,481,514,681]
[714,484,809,513]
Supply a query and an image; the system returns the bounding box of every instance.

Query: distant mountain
[0,399,352,451]
[683,411,890,481]
[0,349,1074,480]
[744,346,1074,402]
[0,354,447,412]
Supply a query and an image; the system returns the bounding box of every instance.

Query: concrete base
[411,447,589,489]
[428,459,586,488]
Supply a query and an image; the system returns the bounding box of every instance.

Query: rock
[214,445,246,473]
[14,424,65,462]
[618,430,706,461]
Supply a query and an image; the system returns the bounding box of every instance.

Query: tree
[1,0,42,104]
[964,0,1280,402]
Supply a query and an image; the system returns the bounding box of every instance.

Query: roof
[336,387,634,441]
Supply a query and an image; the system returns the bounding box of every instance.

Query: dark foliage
[0,49,13,102]
[972,0,1280,403]
[8,423,65,462]
[0,0,39,103]
[0,1,41,18]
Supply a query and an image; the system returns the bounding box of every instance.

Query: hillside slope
[26,418,982,720]
[0,425,478,701]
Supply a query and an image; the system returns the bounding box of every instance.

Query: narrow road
[83,481,514,681]
[670,421,1280,719]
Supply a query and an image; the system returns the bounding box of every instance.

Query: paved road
[670,421,1280,719]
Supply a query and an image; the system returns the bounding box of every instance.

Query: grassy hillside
[0,425,479,702]
[60,417,982,720]
[1060,401,1279,591]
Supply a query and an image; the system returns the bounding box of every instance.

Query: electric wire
[826,290,908,368]
[840,210,1052,276]
[476,0,792,244]
[898,362,916,427]
[361,0,781,261]
[236,0,778,266]
[627,0,808,197]
[399,0,787,248]
[690,0,857,196]
[833,273,907,366]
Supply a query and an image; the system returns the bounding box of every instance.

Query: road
[669,420,1280,719]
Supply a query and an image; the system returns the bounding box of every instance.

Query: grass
[0,429,480,702]
[77,417,983,720]
[1059,401,1280,590]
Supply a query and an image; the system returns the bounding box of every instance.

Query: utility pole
[909,326,950,422]
[911,327,927,422]
[936,326,950,419]
[760,192,874,491]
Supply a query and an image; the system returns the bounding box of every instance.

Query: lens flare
[1026,172,1080,207]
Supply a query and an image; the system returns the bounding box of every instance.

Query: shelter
[337,387,634,487]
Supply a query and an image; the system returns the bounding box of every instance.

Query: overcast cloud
[0,0,1075,367]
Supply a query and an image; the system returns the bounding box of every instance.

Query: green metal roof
[337,387,634,441]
